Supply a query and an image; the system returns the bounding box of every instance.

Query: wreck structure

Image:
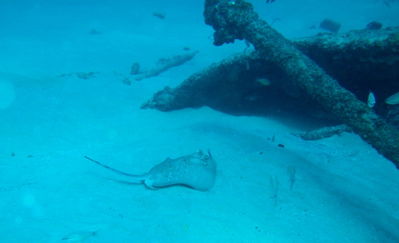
[142,0,399,169]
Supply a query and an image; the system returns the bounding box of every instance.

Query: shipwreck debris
[202,0,399,169]
[143,0,399,169]
[142,26,399,121]
[57,72,99,80]
[292,124,352,141]
[135,51,199,81]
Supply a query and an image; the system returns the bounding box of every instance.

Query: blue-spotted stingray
[84,150,217,191]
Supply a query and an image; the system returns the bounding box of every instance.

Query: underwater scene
[1,0,399,242]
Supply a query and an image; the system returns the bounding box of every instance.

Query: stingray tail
[207,148,213,158]
[84,156,146,182]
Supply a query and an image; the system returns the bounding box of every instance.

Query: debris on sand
[135,51,199,81]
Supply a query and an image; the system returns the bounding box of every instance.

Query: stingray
[84,150,217,191]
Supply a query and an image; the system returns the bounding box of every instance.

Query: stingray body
[85,150,217,191]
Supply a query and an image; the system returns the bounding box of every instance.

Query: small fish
[271,18,281,25]
[152,12,165,19]
[320,19,341,33]
[88,29,101,35]
[386,92,399,105]
[256,78,272,86]
[368,91,376,108]
[62,231,97,242]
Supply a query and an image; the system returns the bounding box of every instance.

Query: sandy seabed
[1,0,399,242]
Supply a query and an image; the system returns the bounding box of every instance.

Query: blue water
[1,0,399,242]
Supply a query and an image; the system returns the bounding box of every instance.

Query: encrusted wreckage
[142,0,399,169]
[134,51,198,81]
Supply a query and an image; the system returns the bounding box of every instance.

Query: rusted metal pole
[204,0,399,169]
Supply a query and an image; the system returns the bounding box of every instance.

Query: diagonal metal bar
[204,0,399,169]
